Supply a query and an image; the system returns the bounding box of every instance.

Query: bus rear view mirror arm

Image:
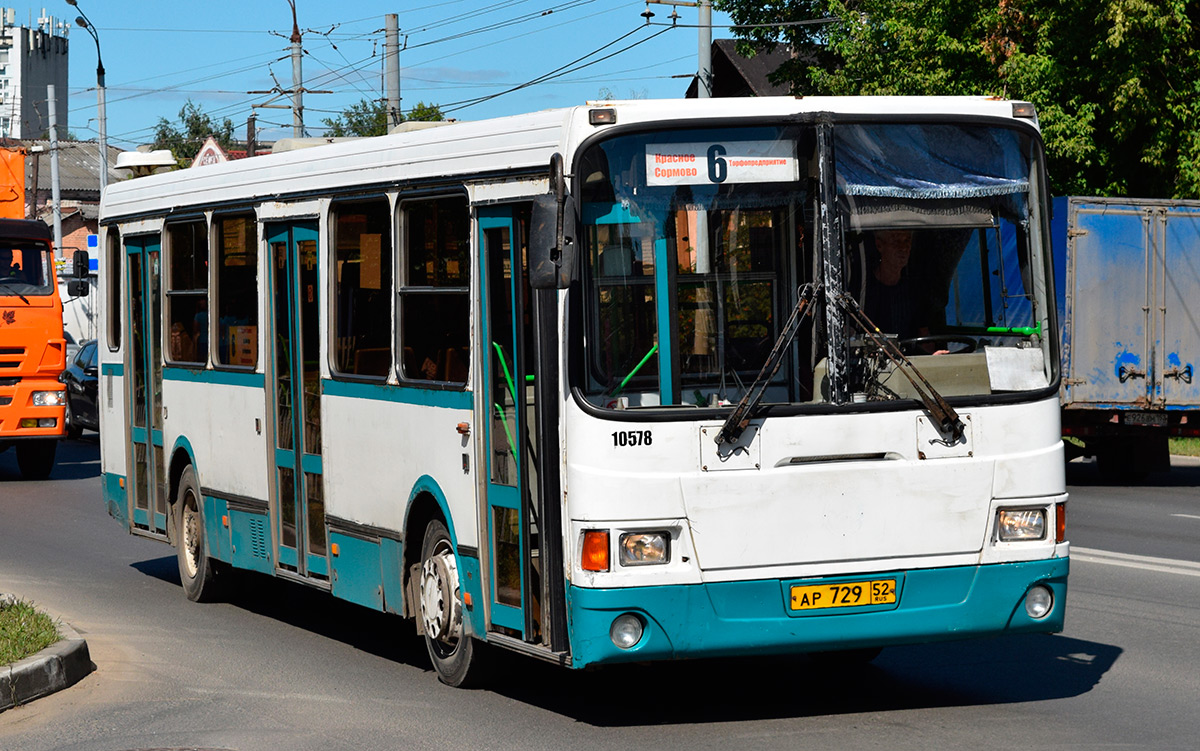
[530,153,577,290]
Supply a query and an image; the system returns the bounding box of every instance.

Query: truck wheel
[176,466,223,602]
[419,518,488,687]
[16,440,56,480]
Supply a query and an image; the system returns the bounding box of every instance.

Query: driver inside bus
[864,229,946,354]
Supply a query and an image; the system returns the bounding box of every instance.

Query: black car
[60,339,98,438]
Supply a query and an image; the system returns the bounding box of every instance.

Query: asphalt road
[2,438,1199,751]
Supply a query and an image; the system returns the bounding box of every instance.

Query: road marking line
[1170,513,1200,521]
[1071,546,1200,578]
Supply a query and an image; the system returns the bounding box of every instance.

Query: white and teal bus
[96,96,1068,686]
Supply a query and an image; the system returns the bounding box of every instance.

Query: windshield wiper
[715,283,820,446]
[0,279,30,304]
[836,291,965,442]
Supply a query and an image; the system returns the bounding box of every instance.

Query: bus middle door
[266,221,328,580]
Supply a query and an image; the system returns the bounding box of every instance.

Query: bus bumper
[565,558,1068,668]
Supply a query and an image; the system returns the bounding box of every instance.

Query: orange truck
[0,218,77,479]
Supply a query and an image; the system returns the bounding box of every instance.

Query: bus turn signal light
[1056,502,1066,543]
[582,530,610,572]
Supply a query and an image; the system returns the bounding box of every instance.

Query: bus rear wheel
[176,466,223,602]
[419,518,487,687]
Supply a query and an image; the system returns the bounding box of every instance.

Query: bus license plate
[789,579,897,611]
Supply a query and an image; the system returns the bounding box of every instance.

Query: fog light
[610,613,644,650]
[998,508,1046,541]
[1025,585,1053,619]
[32,390,66,406]
[619,532,669,566]
[38,418,57,428]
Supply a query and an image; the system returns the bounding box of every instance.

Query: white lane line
[1071,546,1200,578]
[1170,514,1200,521]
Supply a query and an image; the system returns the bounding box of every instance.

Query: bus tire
[419,518,488,687]
[16,439,56,480]
[176,466,222,603]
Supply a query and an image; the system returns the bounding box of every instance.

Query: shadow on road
[1067,457,1200,488]
[131,556,432,671]
[0,434,100,482]
[487,633,1122,726]
[128,552,1121,723]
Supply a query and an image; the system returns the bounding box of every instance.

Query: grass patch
[1170,437,1200,457]
[0,598,61,666]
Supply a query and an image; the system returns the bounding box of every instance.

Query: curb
[1,597,92,713]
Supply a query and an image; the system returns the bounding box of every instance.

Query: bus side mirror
[529,154,576,290]
[69,250,90,297]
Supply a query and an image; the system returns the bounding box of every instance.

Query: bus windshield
[576,121,1054,410]
[0,241,55,297]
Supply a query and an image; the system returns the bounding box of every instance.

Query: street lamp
[66,0,107,193]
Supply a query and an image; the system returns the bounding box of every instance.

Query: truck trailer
[1055,197,1200,477]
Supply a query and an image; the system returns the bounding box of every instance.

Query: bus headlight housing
[1025,585,1053,619]
[619,532,669,566]
[997,509,1046,541]
[32,390,66,407]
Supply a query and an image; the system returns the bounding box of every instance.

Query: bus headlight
[997,509,1046,541]
[619,532,669,566]
[32,390,66,407]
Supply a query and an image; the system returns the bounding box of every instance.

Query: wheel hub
[420,548,462,643]
[182,504,200,578]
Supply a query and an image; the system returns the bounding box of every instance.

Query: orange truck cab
[0,219,71,479]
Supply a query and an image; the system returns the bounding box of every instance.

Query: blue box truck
[1053,197,1200,477]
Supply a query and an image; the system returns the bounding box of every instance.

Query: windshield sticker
[645,140,798,186]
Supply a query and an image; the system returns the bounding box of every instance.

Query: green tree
[321,98,445,137]
[152,100,236,168]
[715,0,1200,198]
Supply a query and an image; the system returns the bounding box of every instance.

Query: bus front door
[479,206,540,641]
[266,222,328,579]
[126,236,168,537]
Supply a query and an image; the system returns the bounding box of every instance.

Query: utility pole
[247,114,257,158]
[697,0,712,98]
[47,85,62,258]
[644,0,712,98]
[385,14,401,129]
[288,0,304,137]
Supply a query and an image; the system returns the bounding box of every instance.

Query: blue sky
[48,1,735,150]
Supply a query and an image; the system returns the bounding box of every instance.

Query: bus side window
[332,198,393,379]
[107,228,121,350]
[399,195,471,385]
[213,214,259,368]
[165,220,209,366]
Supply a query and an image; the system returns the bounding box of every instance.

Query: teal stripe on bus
[322,378,473,410]
[163,367,265,388]
[100,363,124,377]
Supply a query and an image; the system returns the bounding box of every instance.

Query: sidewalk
[0,595,92,712]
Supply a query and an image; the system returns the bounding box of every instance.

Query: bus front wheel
[418,518,488,687]
[176,466,223,602]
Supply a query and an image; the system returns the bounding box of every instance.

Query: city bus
[96,96,1069,686]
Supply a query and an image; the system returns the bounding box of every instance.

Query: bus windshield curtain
[834,124,1029,199]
